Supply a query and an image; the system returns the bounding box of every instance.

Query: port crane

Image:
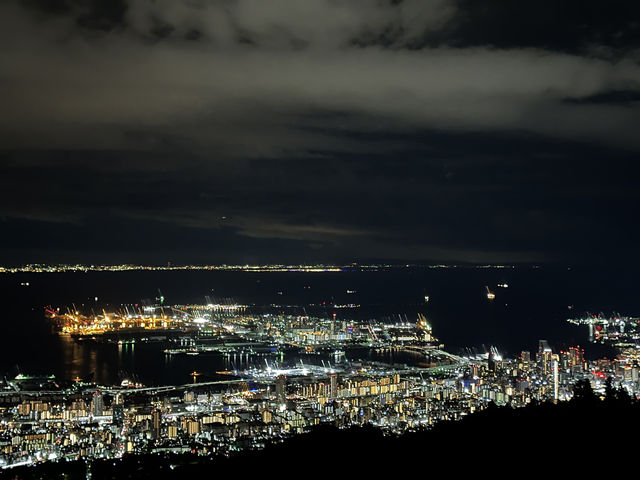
[366,325,379,343]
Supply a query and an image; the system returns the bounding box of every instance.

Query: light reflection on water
[54,335,288,386]
[4,267,623,384]
[51,334,427,387]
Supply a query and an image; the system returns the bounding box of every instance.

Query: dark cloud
[448,0,640,55]
[1,1,640,265]
[2,135,638,266]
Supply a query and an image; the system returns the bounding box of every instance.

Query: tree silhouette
[572,379,597,403]
[604,376,616,403]
[604,376,634,406]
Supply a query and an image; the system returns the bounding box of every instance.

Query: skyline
[2,1,640,265]
[2,284,637,473]
[0,262,519,271]
[3,3,640,475]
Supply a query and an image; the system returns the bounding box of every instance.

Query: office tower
[330,374,337,398]
[537,340,552,375]
[153,410,161,436]
[112,404,124,427]
[91,391,104,416]
[552,355,559,402]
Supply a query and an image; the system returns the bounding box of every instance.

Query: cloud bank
[1,0,639,265]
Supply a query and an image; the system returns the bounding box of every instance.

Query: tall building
[537,340,553,375]
[262,410,273,423]
[91,391,104,416]
[186,420,200,435]
[184,391,195,403]
[568,346,585,367]
[330,374,338,399]
[551,354,559,402]
[112,404,124,427]
[276,375,287,405]
[153,410,161,437]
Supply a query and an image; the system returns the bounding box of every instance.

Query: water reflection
[48,334,427,387]
[55,336,242,386]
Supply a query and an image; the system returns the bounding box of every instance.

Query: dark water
[1,266,635,385]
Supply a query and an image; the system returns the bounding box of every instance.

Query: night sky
[1,0,640,266]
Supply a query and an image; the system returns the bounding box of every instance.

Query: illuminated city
[2,0,640,477]
[1,289,639,472]
[0,263,516,274]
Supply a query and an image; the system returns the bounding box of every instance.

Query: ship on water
[485,286,495,300]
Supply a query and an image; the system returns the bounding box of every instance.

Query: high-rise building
[262,410,273,423]
[276,375,287,405]
[112,404,124,427]
[91,391,104,416]
[330,374,338,399]
[568,346,585,367]
[153,410,161,436]
[537,340,553,375]
[551,354,559,401]
[184,391,195,403]
[186,420,200,435]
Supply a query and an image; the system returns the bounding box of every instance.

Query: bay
[0,266,633,385]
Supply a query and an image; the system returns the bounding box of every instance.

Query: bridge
[0,378,271,400]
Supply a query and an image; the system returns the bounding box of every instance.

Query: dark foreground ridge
[7,382,639,479]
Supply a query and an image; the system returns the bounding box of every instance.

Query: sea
[0,266,636,386]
